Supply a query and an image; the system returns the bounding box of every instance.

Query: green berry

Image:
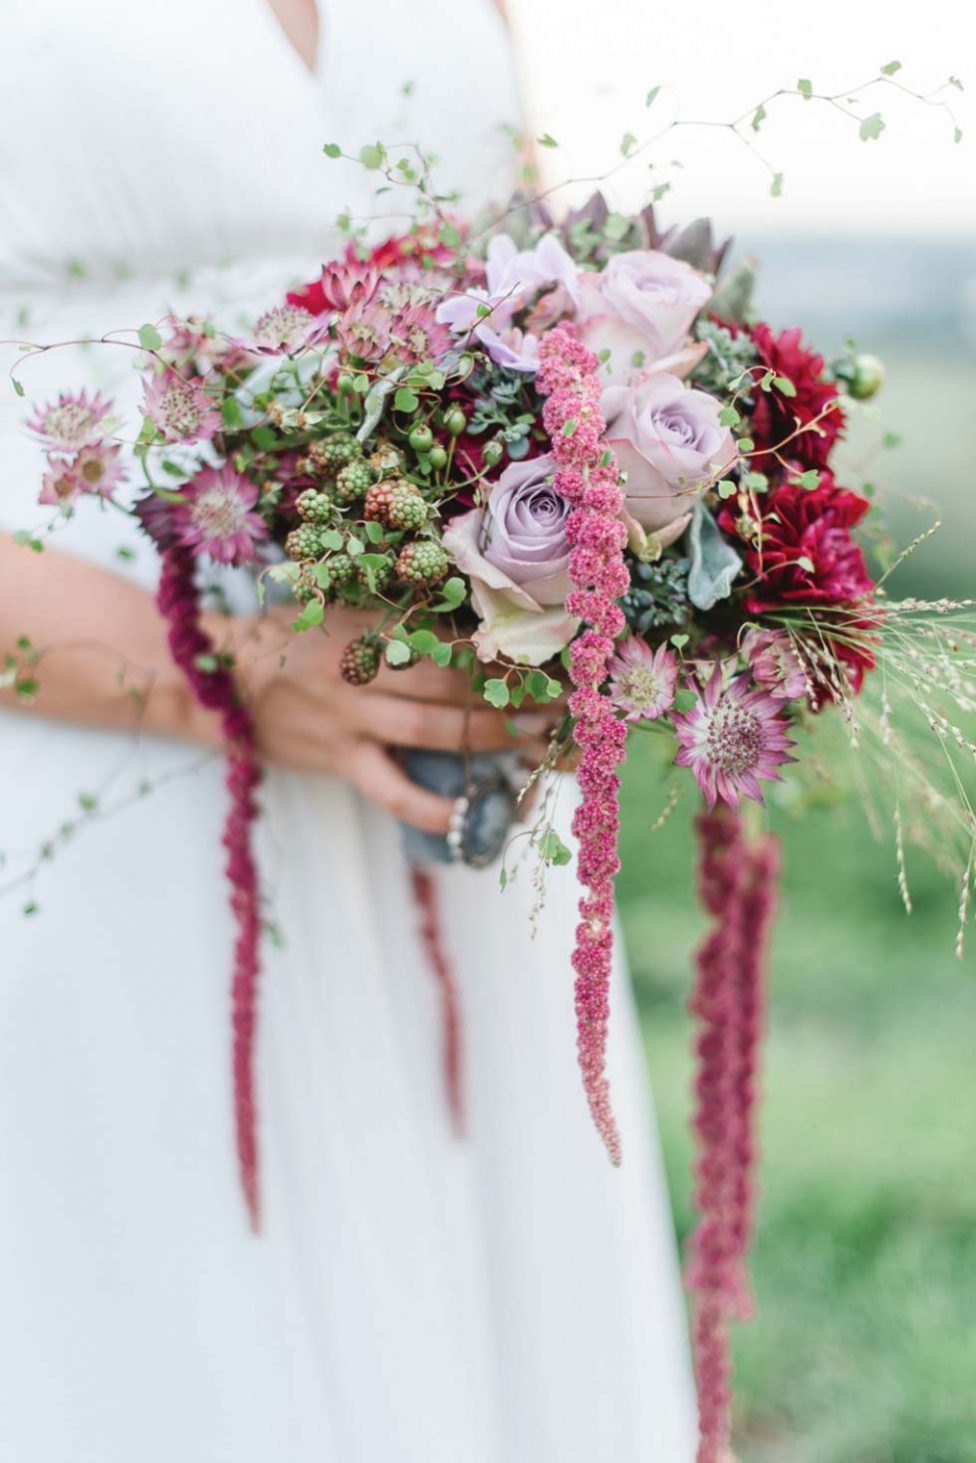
[326,551,355,585]
[285,524,325,561]
[296,488,334,526]
[339,637,380,686]
[428,444,448,470]
[387,484,429,532]
[317,432,359,468]
[408,424,434,452]
[334,458,376,504]
[396,539,450,585]
[444,407,466,436]
[356,554,395,592]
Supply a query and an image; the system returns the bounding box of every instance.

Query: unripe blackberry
[387,483,429,531]
[296,487,334,525]
[285,524,325,561]
[334,457,376,504]
[396,539,449,584]
[307,440,339,479]
[356,554,395,592]
[369,442,404,476]
[293,568,318,603]
[326,551,355,586]
[316,432,359,469]
[339,637,380,686]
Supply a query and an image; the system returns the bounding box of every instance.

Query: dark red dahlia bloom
[721,474,874,613]
[747,322,844,469]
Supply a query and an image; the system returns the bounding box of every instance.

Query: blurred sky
[508,0,975,236]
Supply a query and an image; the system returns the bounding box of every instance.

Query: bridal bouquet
[22,191,976,1462]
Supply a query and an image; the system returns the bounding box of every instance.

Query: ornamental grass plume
[686,804,780,1462]
[537,324,630,1167]
[157,544,263,1231]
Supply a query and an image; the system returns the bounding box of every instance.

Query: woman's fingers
[369,657,476,706]
[348,690,552,754]
[348,741,455,834]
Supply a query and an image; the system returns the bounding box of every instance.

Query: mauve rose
[442,453,579,664]
[603,373,736,533]
[578,249,712,386]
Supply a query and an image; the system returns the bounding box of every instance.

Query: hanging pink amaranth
[537,325,630,1166]
[687,804,780,1462]
[157,545,263,1231]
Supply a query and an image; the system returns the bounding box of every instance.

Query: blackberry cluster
[620,555,691,634]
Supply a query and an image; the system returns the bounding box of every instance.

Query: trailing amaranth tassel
[410,866,465,1136]
[157,545,263,1231]
[686,804,779,1463]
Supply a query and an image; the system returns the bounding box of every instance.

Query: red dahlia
[748,322,845,469]
[721,474,873,613]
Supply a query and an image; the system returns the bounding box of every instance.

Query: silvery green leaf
[357,366,405,442]
[687,500,742,611]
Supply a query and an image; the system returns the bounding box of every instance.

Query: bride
[0,1,697,1458]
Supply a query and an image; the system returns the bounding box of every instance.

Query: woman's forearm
[0,534,218,746]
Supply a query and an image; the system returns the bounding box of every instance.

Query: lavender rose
[603,373,736,533]
[442,453,579,664]
[578,249,712,386]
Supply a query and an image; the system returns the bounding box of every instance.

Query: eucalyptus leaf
[687,500,742,611]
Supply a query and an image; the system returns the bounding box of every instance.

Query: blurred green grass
[619,699,976,1461]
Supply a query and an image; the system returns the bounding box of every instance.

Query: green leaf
[770,172,784,198]
[773,374,797,397]
[686,501,742,612]
[394,386,419,414]
[796,555,816,574]
[736,437,755,452]
[859,112,886,142]
[604,212,630,242]
[743,471,769,493]
[537,133,558,148]
[439,576,466,606]
[645,86,661,108]
[322,142,342,158]
[359,143,386,170]
[792,469,821,490]
[671,633,690,650]
[955,127,964,144]
[384,639,412,666]
[321,529,344,552]
[717,405,740,427]
[431,642,453,668]
[439,221,461,248]
[798,78,813,99]
[561,418,577,437]
[620,131,638,158]
[292,600,324,632]
[251,425,278,450]
[751,104,767,133]
[221,395,244,427]
[12,378,24,398]
[539,829,572,866]
[138,322,162,351]
[880,60,902,76]
[717,479,738,500]
[651,182,671,203]
[672,687,697,713]
[484,678,510,709]
[363,520,387,544]
[408,629,441,656]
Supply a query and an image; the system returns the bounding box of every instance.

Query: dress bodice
[0,0,520,297]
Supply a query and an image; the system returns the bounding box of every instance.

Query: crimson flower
[747,322,844,469]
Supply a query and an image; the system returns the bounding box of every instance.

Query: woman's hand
[227,604,551,834]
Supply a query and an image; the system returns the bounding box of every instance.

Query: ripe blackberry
[395,540,449,585]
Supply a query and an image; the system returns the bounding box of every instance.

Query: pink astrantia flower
[608,638,679,722]
[243,304,330,357]
[673,665,795,808]
[386,302,453,366]
[27,390,111,452]
[173,465,268,564]
[742,627,807,702]
[39,460,83,506]
[73,442,127,499]
[143,372,221,443]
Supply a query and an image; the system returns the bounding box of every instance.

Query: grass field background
[618,255,976,1461]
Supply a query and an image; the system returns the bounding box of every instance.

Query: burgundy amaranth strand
[686,805,780,1462]
[410,867,465,1136]
[157,545,263,1232]
[537,325,630,1167]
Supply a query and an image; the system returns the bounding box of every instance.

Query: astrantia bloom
[245,304,329,356]
[741,627,807,701]
[673,666,794,808]
[386,303,452,366]
[143,372,220,443]
[27,390,111,452]
[608,638,679,722]
[173,466,268,564]
[39,461,83,506]
[72,442,127,499]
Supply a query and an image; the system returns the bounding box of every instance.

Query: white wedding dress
[0,2,697,1458]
